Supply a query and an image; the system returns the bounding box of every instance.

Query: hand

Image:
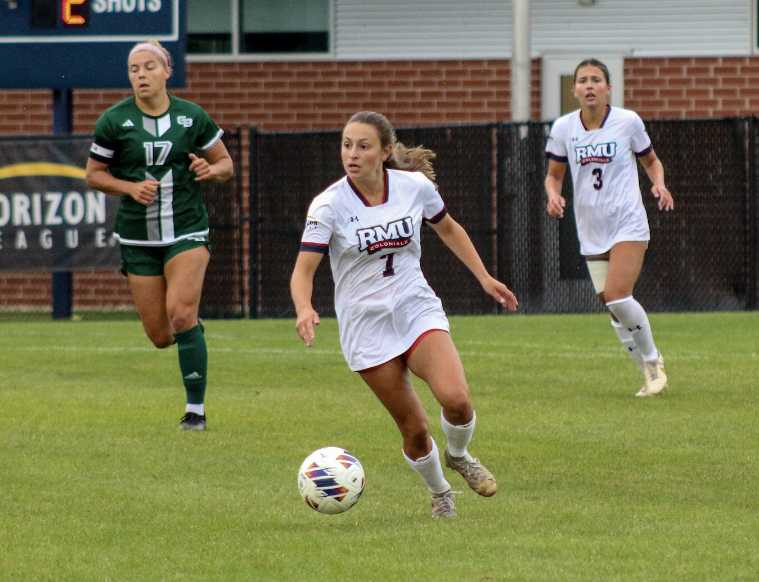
[128,179,159,205]
[481,276,518,312]
[189,153,217,182]
[546,193,566,218]
[295,307,321,347]
[651,183,674,211]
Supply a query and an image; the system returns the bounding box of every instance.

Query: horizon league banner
[0,138,120,272]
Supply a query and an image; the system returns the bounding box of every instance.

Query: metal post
[248,127,258,318]
[52,88,73,319]
[748,118,757,310]
[511,0,531,122]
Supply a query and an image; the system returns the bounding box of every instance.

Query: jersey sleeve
[194,108,224,152]
[89,112,118,165]
[419,176,447,224]
[545,119,569,163]
[299,195,333,254]
[631,113,653,157]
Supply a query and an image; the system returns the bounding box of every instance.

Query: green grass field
[2,312,757,581]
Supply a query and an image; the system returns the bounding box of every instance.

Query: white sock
[610,319,644,372]
[403,437,450,495]
[605,296,659,362]
[440,410,476,460]
[186,403,205,415]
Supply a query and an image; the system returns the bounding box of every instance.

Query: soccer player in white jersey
[290,111,518,518]
[86,41,234,430]
[544,59,675,397]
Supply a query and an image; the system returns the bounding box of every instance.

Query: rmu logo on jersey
[575,142,617,165]
[356,217,413,254]
[177,115,193,128]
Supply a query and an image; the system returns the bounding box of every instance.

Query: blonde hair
[346,111,437,184]
[128,40,173,72]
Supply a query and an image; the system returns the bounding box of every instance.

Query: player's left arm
[429,214,518,311]
[189,140,234,183]
[638,150,674,211]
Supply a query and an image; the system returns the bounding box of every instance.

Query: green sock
[175,324,207,406]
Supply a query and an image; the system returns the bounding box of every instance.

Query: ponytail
[386,142,437,184]
[346,111,438,185]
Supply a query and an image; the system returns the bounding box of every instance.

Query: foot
[636,355,667,397]
[431,489,457,518]
[179,412,207,431]
[444,449,497,497]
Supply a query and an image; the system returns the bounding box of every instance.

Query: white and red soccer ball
[297,446,365,514]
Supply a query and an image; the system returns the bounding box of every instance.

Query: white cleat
[431,489,457,518]
[636,355,667,397]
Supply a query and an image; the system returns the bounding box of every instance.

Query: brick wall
[0,91,52,134]
[1,56,755,313]
[625,57,759,118]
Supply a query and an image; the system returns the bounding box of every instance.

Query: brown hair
[346,111,437,184]
[573,58,610,84]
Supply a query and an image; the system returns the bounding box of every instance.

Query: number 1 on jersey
[382,253,395,277]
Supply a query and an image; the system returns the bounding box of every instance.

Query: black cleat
[179,412,207,431]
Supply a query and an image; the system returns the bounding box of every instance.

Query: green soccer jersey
[89,96,223,246]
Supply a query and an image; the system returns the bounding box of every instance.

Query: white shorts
[576,203,650,256]
[337,285,450,372]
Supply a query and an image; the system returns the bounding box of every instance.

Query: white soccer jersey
[300,168,450,371]
[545,105,652,255]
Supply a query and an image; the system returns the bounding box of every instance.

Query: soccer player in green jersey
[86,41,234,431]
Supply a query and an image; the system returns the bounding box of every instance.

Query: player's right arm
[544,119,569,219]
[85,158,159,206]
[544,159,567,219]
[290,251,324,347]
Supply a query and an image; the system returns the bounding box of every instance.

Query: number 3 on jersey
[143,141,173,166]
[592,168,603,190]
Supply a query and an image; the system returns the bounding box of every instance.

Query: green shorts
[120,238,211,276]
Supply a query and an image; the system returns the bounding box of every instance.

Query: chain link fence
[250,119,759,317]
[202,128,245,318]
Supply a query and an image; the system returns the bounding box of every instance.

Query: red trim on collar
[580,104,611,131]
[347,169,389,206]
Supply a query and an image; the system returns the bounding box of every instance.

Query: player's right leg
[359,358,455,518]
[128,274,173,346]
[122,244,173,348]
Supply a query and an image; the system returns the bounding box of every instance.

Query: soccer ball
[297,446,365,514]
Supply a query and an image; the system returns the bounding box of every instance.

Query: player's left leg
[165,244,210,429]
[604,241,667,396]
[406,330,497,497]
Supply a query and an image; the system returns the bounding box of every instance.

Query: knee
[441,392,473,425]
[399,416,430,451]
[603,287,629,303]
[146,329,174,349]
[168,305,197,334]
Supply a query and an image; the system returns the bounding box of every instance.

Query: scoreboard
[0,0,185,88]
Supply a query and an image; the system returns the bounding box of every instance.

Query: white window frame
[541,54,626,122]
[187,0,335,62]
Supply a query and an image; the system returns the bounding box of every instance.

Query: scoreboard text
[0,0,184,88]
